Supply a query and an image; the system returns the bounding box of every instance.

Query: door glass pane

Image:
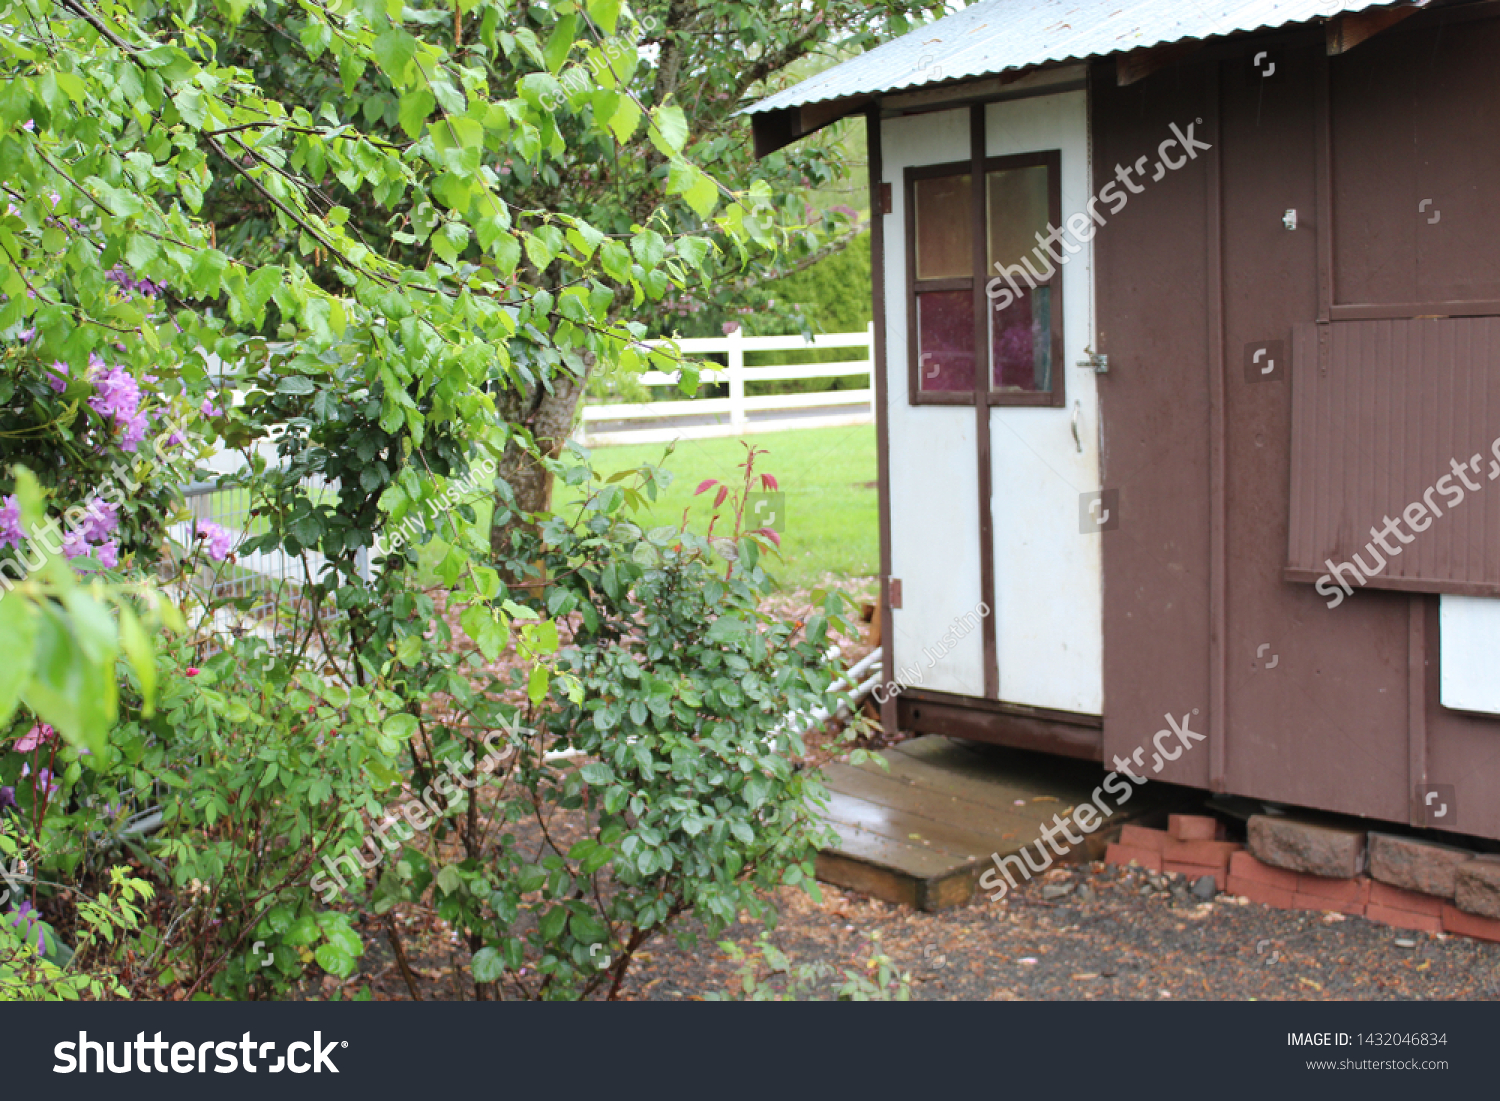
[986,164,1053,392]
[916,289,974,392]
[914,174,973,279]
[991,285,1052,391]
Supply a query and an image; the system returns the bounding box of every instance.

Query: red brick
[1163,861,1227,891]
[1442,905,1500,944]
[1365,904,1442,934]
[1119,825,1166,852]
[1229,851,1300,892]
[1227,875,1295,909]
[1168,814,1223,842]
[1368,879,1444,917]
[1161,838,1242,867]
[1291,893,1365,917]
[1297,874,1371,905]
[1105,842,1162,873]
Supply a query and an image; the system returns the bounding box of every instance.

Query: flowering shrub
[374,449,852,999]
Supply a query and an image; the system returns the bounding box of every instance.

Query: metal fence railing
[172,477,370,650]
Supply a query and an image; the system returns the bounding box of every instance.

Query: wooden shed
[748,0,1500,841]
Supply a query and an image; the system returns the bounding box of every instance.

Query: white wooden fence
[579,324,875,446]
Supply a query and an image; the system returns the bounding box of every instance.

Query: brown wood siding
[1094,41,1413,825]
[1286,317,1500,596]
[1091,58,1216,789]
[1330,12,1500,315]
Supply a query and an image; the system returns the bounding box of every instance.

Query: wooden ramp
[815,737,1183,911]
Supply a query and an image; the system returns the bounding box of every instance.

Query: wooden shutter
[1286,318,1500,596]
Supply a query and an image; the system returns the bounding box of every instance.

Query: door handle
[1071,401,1083,453]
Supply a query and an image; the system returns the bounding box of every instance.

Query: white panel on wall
[987,91,1104,716]
[882,108,988,698]
[1440,595,1500,714]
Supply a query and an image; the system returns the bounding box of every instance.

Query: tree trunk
[489,372,585,560]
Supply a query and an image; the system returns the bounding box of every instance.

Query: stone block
[1368,832,1471,899]
[1248,815,1366,879]
[1454,857,1500,920]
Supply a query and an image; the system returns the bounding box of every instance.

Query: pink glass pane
[991,284,1052,391]
[917,290,975,392]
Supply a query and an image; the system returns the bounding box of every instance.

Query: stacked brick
[1105,815,1240,889]
[1103,813,1500,944]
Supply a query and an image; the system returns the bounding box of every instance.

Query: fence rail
[580,324,875,446]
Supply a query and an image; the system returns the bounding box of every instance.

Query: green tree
[178,0,946,549]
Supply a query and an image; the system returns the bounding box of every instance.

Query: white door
[884,90,1103,716]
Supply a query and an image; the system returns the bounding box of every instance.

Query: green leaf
[539,905,567,940]
[648,104,688,157]
[586,0,621,34]
[436,864,463,894]
[284,913,320,945]
[684,169,719,218]
[543,14,577,74]
[315,943,356,978]
[317,913,363,957]
[23,598,115,755]
[382,713,419,740]
[0,596,36,727]
[527,663,549,703]
[607,96,640,144]
[372,29,417,86]
[579,762,612,785]
[490,232,521,278]
[471,946,505,983]
[398,89,435,139]
[116,603,155,715]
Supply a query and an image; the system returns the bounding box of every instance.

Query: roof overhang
[744,0,1432,158]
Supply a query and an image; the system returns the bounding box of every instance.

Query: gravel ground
[615,862,1500,1001]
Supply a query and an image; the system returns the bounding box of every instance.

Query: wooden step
[812,735,1183,910]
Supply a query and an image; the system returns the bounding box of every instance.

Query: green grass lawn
[575,425,878,592]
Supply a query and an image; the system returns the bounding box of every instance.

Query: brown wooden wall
[1091,5,1500,841]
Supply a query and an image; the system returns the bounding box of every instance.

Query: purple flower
[200,397,223,418]
[80,499,118,542]
[104,265,158,298]
[8,901,46,954]
[20,763,58,800]
[165,430,185,448]
[94,539,119,569]
[196,520,233,562]
[60,529,90,560]
[88,365,140,422]
[0,495,22,551]
[0,787,14,814]
[119,410,149,452]
[17,327,33,344]
[46,361,68,392]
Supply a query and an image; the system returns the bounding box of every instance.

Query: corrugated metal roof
[745,0,1407,115]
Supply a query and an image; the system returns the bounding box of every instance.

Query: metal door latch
[1075,348,1108,373]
